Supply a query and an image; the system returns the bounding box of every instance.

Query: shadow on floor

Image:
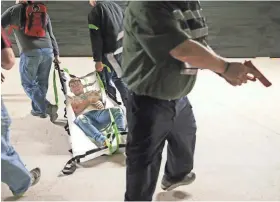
[1,94,30,103]
[2,98,30,103]
[3,195,27,201]
[57,153,126,178]
[1,94,27,97]
[80,153,126,168]
[52,119,67,127]
[10,115,70,156]
[155,190,192,201]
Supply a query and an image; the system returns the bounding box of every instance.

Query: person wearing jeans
[19,48,55,118]
[1,99,40,197]
[1,1,60,122]
[74,107,126,147]
[1,27,40,198]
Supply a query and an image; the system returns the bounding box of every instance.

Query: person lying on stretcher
[67,78,126,148]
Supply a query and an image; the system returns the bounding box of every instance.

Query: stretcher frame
[53,62,127,175]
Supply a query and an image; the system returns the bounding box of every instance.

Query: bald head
[89,0,97,7]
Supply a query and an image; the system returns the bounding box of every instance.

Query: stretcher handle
[53,61,75,78]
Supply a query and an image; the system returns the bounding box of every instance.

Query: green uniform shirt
[122,2,200,100]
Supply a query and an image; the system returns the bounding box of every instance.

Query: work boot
[46,104,58,123]
[30,167,41,186]
[31,110,48,118]
[161,172,196,191]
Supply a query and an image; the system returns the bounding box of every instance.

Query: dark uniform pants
[125,92,197,201]
[98,53,128,107]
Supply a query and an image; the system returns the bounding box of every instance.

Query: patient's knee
[74,114,88,125]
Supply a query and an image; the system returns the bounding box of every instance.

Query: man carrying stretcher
[67,78,126,148]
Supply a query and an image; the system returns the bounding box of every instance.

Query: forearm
[47,18,59,56]
[50,36,59,57]
[170,39,227,73]
[1,55,15,70]
[1,48,15,70]
[72,100,90,115]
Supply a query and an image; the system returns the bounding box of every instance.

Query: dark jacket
[88,1,124,62]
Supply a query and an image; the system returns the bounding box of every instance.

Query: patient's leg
[74,114,107,146]
[88,108,125,132]
[110,108,126,131]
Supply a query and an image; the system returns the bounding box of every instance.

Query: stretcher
[53,62,127,175]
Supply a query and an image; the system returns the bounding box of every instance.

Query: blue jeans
[74,108,126,144]
[99,53,128,107]
[20,48,54,114]
[1,98,31,195]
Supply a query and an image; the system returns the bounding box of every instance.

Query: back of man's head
[89,0,97,7]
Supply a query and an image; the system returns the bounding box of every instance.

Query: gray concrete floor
[1,58,280,201]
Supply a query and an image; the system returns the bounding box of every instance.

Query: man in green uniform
[122,1,256,201]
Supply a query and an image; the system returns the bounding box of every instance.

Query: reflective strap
[117,31,124,41]
[183,10,203,20]
[173,9,205,21]
[96,72,105,92]
[96,71,108,104]
[184,27,208,39]
[102,64,112,73]
[97,71,121,152]
[114,47,123,55]
[53,68,59,106]
[105,53,123,78]
[108,108,120,151]
[88,24,99,30]
[53,66,70,106]
[63,67,70,74]
[173,9,185,20]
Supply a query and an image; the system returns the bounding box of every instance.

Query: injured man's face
[69,79,84,96]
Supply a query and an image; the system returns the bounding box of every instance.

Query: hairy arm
[170,39,227,73]
[70,97,91,115]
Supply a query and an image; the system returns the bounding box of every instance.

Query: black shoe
[31,110,47,118]
[161,172,196,191]
[46,104,58,122]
